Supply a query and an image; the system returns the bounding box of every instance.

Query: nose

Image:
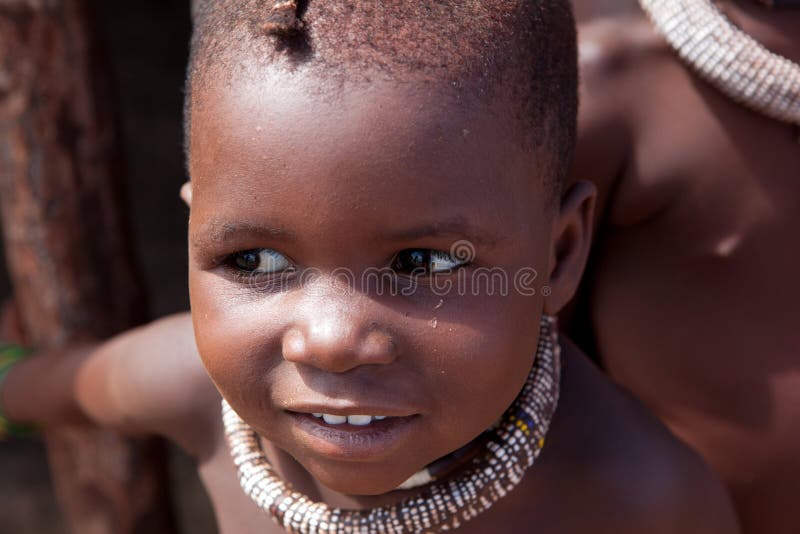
[282,298,398,373]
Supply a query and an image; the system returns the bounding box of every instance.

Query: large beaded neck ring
[223,315,562,534]
[638,0,800,129]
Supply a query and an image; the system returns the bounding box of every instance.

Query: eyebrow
[377,217,505,248]
[191,220,296,249]
[191,216,505,250]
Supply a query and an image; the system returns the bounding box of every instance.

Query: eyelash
[222,247,471,282]
[391,249,469,275]
[221,249,296,291]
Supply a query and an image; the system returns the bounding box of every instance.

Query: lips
[286,409,421,461]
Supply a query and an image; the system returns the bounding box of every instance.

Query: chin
[306,459,418,497]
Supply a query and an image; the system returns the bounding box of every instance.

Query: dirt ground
[0,0,217,532]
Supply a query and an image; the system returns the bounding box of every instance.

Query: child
[1,1,739,532]
[566,1,800,532]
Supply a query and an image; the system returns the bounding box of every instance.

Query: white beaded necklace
[223,315,561,533]
[638,0,800,127]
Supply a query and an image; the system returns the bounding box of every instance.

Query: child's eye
[229,248,291,274]
[392,248,468,275]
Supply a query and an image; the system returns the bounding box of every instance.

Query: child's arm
[1,313,220,458]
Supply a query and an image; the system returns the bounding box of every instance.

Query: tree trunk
[0,1,176,533]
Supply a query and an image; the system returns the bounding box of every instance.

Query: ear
[543,180,596,315]
[180,181,193,208]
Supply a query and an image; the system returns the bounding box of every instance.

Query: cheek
[418,291,543,441]
[189,271,283,409]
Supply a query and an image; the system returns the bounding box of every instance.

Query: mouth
[286,409,421,461]
[310,413,389,426]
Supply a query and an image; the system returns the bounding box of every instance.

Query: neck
[720,1,800,62]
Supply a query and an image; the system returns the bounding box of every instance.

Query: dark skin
[568,1,800,532]
[3,69,739,533]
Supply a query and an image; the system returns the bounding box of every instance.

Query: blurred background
[0,0,215,532]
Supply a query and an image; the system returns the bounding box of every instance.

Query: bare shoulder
[572,0,639,24]
[570,11,671,217]
[578,10,666,90]
[530,340,740,533]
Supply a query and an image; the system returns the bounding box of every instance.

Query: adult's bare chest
[588,75,800,526]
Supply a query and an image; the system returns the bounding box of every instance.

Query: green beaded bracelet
[0,344,36,440]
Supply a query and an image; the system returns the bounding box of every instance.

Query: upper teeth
[312,413,388,426]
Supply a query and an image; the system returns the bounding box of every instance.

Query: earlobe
[543,180,597,315]
[180,182,193,208]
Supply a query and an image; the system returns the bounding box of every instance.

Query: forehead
[188,72,549,242]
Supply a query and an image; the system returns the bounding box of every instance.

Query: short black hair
[186,0,577,199]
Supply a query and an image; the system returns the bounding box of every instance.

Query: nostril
[360,330,397,364]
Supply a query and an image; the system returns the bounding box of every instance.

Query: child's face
[187,72,582,496]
